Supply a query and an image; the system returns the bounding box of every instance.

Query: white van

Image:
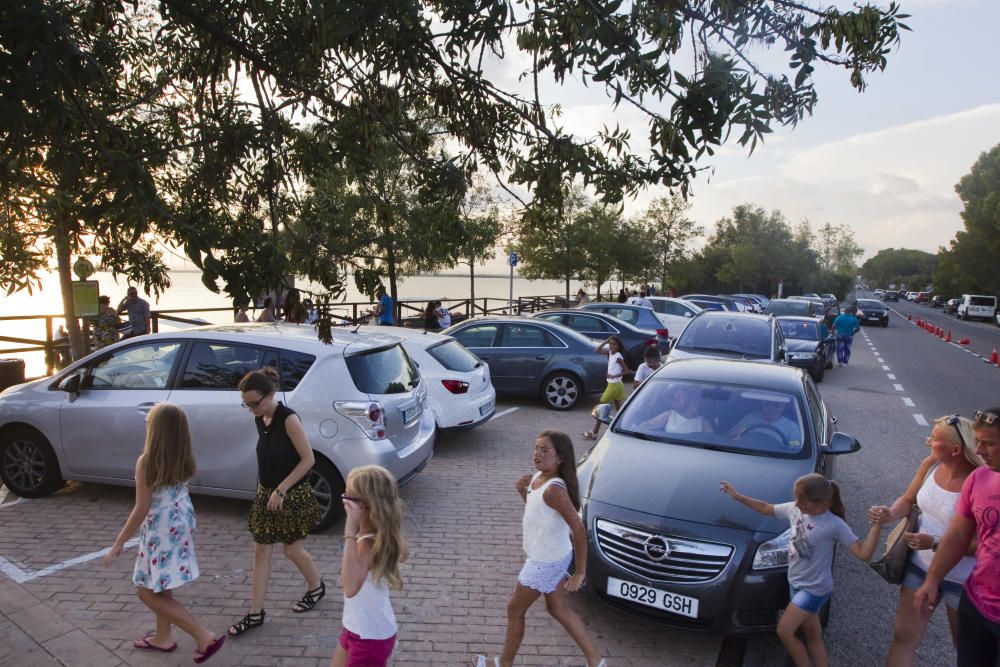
[957,294,998,321]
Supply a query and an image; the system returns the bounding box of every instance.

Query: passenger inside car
[637,383,715,433]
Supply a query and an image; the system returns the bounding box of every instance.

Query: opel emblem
[643,535,671,562]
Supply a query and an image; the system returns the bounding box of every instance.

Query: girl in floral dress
[103,403,225,663]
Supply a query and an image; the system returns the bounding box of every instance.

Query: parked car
[732,294,771,311]
[884,290,900,302]
[874,289,884,298]
[358,327,495,431]
[580,303,670,338]
[930,295,947,308]
[0,323,436,531]
[957,294,998,322]
[682,298,727,312]
[776,316,834,382]
[906,291,918,301]
[680,295,747,312]
[531,309,668,368]
[764,298,824,319]
[642,297,703,337]
[443,316,607,410]
[854,299,889,327]
[916,292,930,304]
[944,298,960,314]
[578,358,860,633]
[666,311,786,365]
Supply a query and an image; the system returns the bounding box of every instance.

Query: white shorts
[518,551,573,594]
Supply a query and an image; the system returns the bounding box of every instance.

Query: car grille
[595,518,733,584]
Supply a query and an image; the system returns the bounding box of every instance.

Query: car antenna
[352,323,362,333]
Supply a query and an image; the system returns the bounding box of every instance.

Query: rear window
[970,296,996,307]
[765,301,810,317]
[675,316,771,358]
[345,344,419,394]
[778,320,819,340]
[857,300,885,310]
[427,339,481,372]
[615,380,807,456]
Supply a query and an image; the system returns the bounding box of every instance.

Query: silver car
[0,323,436,530]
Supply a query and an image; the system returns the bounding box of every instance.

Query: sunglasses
[241,398,264,409]
[944,414,968,450]
[975,410,999,426]
[341,494,365,505]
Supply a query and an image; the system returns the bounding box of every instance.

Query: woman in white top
[582,336,629,440]
[476,431,605,667]
[333,465,407,667]
[868,415,981,666]
[639,383,715,434]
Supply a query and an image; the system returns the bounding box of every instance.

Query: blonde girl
[103,403,224,663]
[332,465,407,667]
[477,431,605,667]
[583,336,628,440]
[720,474,886,667]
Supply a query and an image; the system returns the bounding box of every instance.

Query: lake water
[0,269,590,377]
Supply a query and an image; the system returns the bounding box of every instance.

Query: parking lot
[0,398,723,667]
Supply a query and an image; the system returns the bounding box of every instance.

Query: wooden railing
[0,294,583,377]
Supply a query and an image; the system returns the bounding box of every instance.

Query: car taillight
[334,400,387,440]
[656,328,669,338]
[441,379,469,394]
[644,338,658,347]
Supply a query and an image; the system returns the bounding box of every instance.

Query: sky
[473,0,1000,271]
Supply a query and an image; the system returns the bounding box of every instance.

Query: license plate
[606,576,699,619]
[479,401,494,416]
[402,405,420,424]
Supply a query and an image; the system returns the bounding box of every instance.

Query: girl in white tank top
[476,431,606,667]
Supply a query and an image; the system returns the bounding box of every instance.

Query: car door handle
[136,402,158,415]
[535,356,547,360]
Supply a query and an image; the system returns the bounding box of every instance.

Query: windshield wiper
[614,429,663,442]
[683,346,759,356]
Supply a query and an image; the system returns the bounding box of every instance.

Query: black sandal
[228,610,265,636]
[292,581,325,613]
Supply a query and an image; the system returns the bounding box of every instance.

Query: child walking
[103,403,224,663]
[583,336,628,440]
[476,431,605,667]
[720,474,885,667]
[331,465,407,667]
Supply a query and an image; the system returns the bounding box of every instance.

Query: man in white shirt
[627,288,653,309]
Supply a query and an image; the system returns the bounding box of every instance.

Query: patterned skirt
[248,483,321,545]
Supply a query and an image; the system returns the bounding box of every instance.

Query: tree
[515,186,590,303]
[861,248,937,290]
[455,179,505,309]
[575,202,625,299]
[637,195,702,292]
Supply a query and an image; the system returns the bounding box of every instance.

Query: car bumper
[858,316,887,325]
[429,385,496,430]
[330,410,436,484]
[583,500,788,634]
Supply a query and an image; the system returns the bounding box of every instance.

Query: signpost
[777,277,784,299]
[508,251,518,314]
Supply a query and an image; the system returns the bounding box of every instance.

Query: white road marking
[894,384,904,392]
[0,538,139,584]
[903,397,915,407]
[881,365,891,371]
[913,414,929,427]
[887,374,896,380]
[489,407,519,421]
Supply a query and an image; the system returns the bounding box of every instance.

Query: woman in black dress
[229,368,325,636]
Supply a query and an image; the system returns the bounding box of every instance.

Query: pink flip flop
[193,635,225,664]
[133,633,178,653]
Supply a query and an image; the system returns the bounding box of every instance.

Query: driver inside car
[728,398,801,448]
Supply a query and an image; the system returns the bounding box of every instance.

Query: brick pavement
[0,399,722,666]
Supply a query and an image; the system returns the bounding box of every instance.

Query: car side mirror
[823,431,860,455]
[592,403,614,425]
[59,373,81,394]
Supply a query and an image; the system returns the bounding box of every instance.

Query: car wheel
[0,427,64,498]
[542,372,582,410]
[812,365,825,383]
[307,457,345,533]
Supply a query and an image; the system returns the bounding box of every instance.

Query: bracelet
[275,489,286,499]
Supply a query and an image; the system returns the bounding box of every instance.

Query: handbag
[868,505,920,584]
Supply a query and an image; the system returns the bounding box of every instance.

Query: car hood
[580,433,798,534]
[785,338,820,354]
[668,347,772,364]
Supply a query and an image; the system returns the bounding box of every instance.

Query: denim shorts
[902,560,964,610]
[789,586,831,614]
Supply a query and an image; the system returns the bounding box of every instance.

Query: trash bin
[0,358,26,391]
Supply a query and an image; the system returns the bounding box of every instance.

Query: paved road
[3,298,996,666]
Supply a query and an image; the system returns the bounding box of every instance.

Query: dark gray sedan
[577,358,860,633]
[531,309,669,368]
[442,316,608,410]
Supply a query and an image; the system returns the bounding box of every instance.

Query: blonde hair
[347,465,405,590]
[933,415,982,469]
[140,403,196,489]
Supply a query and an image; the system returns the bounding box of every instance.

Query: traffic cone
[959,338,971,345]
[938,326,944,338]
[916,318,923,327]
[990,347,999,365]
[945,329,952,342]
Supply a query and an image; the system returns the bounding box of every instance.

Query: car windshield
[778,320,819,341]
[857,300,884,310]
[674,316,771,358]
[971,296,996,307]
[614,379,807,456]
[765,301,810,316]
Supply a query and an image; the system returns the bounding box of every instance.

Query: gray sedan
[577,358,860,633]
[443,316,608,410]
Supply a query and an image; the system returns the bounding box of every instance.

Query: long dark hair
[795,473,845,519]
[538,430,581,510]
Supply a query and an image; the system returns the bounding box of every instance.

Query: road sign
[72,280,100,317]
[509,251,518,267]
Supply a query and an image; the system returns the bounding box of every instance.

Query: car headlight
[752,529,790,569]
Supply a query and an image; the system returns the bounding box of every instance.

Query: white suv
[0,323,436,530]
[957,294,998,322]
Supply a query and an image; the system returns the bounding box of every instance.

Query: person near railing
[118,287,151,339]
[93,295,121,349]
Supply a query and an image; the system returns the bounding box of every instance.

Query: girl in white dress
[103,403,224,663]
[477,431,606,667]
